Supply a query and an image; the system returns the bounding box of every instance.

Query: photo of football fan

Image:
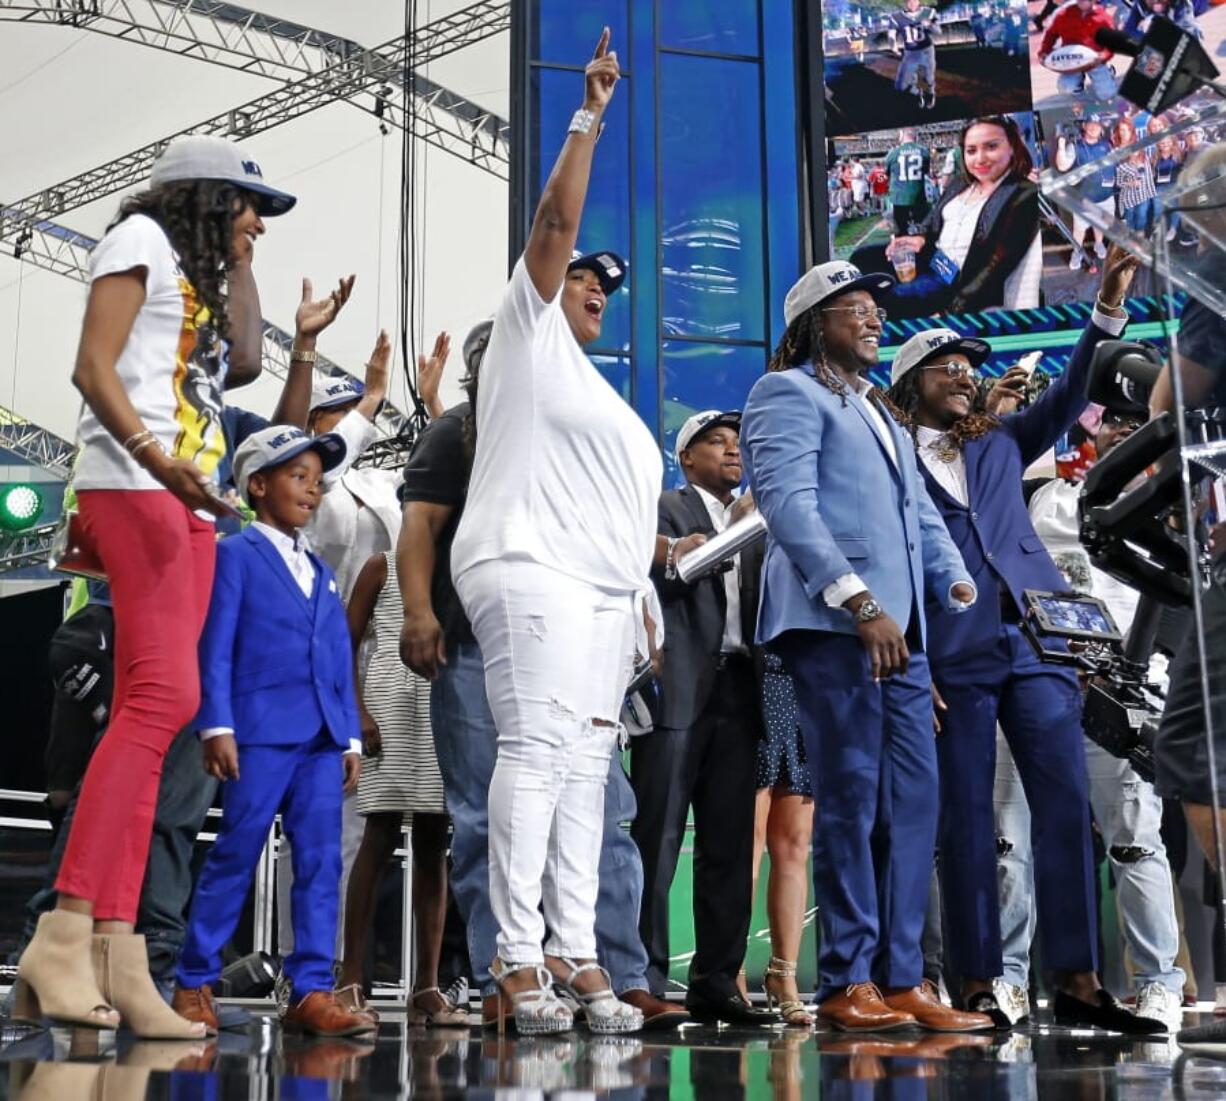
[1028,0,1226,109]
[821,0,1033,131]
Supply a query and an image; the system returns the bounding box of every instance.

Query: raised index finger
[593,26,610,59]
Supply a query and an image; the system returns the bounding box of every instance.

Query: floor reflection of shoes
[507,1037,577,1091]
[994,1033,1033,1064]
[910,1033,994,1058]
[11,1060,104,1101]
[116,1039,212,1071]
[583,1035,644,1090]
[281,1037,376,1081]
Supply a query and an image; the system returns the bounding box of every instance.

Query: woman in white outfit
[451,27,661,1036]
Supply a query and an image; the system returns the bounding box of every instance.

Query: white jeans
[456,557,636,964]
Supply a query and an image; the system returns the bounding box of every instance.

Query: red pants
[56,489,215,922]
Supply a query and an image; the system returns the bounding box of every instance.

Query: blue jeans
[431,642,649,996]
[1057,62,1117,101]
[995,731,1185,994]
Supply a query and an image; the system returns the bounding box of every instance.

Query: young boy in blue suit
[170,425,375,1037]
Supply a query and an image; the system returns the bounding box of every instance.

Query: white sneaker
[992,979,1031,1025]
[1093,239,1107,259]
[1136,981,1183,1034]
[1213,981,1226,1015]
[1069,249,1085,270]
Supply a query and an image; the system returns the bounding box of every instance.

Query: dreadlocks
[766,305,895,417]
[883,367,999,449]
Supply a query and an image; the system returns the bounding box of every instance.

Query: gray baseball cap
[310,377,364,412]
[232,426,347,504]
[889,328,991,386]
[150,135,296,216]
[783,261,895,326]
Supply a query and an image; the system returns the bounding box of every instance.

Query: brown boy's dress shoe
[282,991,378,1037]
[170,985,219,1034]
[882,982,994,1032]
[618,989,690,1031]
[817,983,917,1032]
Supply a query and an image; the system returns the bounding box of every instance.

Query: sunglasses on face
[821,305,888,323]
[922,361,976,380]
[1102,411,1145,429]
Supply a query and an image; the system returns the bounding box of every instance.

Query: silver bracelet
[568,108,598,136]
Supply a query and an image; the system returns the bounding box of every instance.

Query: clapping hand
[295,275,355,338]
[418,332,451,418]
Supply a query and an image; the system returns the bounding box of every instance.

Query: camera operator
[1147,144,1226,902]
[989,400,1185,1034]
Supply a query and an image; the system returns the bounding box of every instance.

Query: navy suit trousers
[777,630,938,1001]
[932,621,1098,980]
[177,730,343,997]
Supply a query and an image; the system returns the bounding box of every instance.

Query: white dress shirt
[916,426,969,506]
[693,485,748,655]
[201,523,360,754]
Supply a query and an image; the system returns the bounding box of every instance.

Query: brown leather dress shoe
[882,982,994,1032]
[170,985,219,1034]
[817,983,917,1032]
[283,991,378,1037]
[618,989,691,1031]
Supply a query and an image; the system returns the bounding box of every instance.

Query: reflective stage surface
[5,1004,1226,1099]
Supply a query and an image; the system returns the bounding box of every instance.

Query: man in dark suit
[630,410,774,1025]
[882,246,1163,1034]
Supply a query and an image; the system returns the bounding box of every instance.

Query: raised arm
[523,27,620,301]
[271,274,355,428]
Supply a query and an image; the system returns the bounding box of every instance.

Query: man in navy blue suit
[742,261,990,1034]
[882,246,1165,1035]
[170,426,375,1038]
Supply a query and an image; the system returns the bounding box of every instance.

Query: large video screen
[819,0,1226,313]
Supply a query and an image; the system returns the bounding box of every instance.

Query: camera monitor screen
[1024,590,1123,643]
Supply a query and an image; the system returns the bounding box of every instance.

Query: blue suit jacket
[195,526,360,750]
[741,364,971,647]
[921,319,1114,666]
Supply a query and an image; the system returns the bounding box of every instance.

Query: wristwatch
[664,538,679,581]
[854,597,884,624]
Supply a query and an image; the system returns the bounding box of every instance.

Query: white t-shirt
[451,257,663,594]
[74,214,227,492]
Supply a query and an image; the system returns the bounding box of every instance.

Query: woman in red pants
[12,135,295,1037]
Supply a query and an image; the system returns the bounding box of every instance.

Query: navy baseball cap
[569,249,627,294]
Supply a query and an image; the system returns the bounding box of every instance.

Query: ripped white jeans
[455,557,636,964]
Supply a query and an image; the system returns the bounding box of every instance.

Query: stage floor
[5,1003,1226,1098]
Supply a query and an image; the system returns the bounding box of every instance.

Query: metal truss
[0,0,510,244]
[0,521,57,573]
[0,405,76,479]
[0,215,409,434]
[0,1,509,178]
[0,1,360,76]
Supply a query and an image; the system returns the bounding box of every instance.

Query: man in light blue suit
[171,426,374,1038]
[741,261,989,1034]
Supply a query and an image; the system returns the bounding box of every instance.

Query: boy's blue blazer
[195,526,359,750]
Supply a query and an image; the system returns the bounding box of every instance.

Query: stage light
[0,484,44,532]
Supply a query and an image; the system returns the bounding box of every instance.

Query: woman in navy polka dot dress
[747,652,814,1026]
